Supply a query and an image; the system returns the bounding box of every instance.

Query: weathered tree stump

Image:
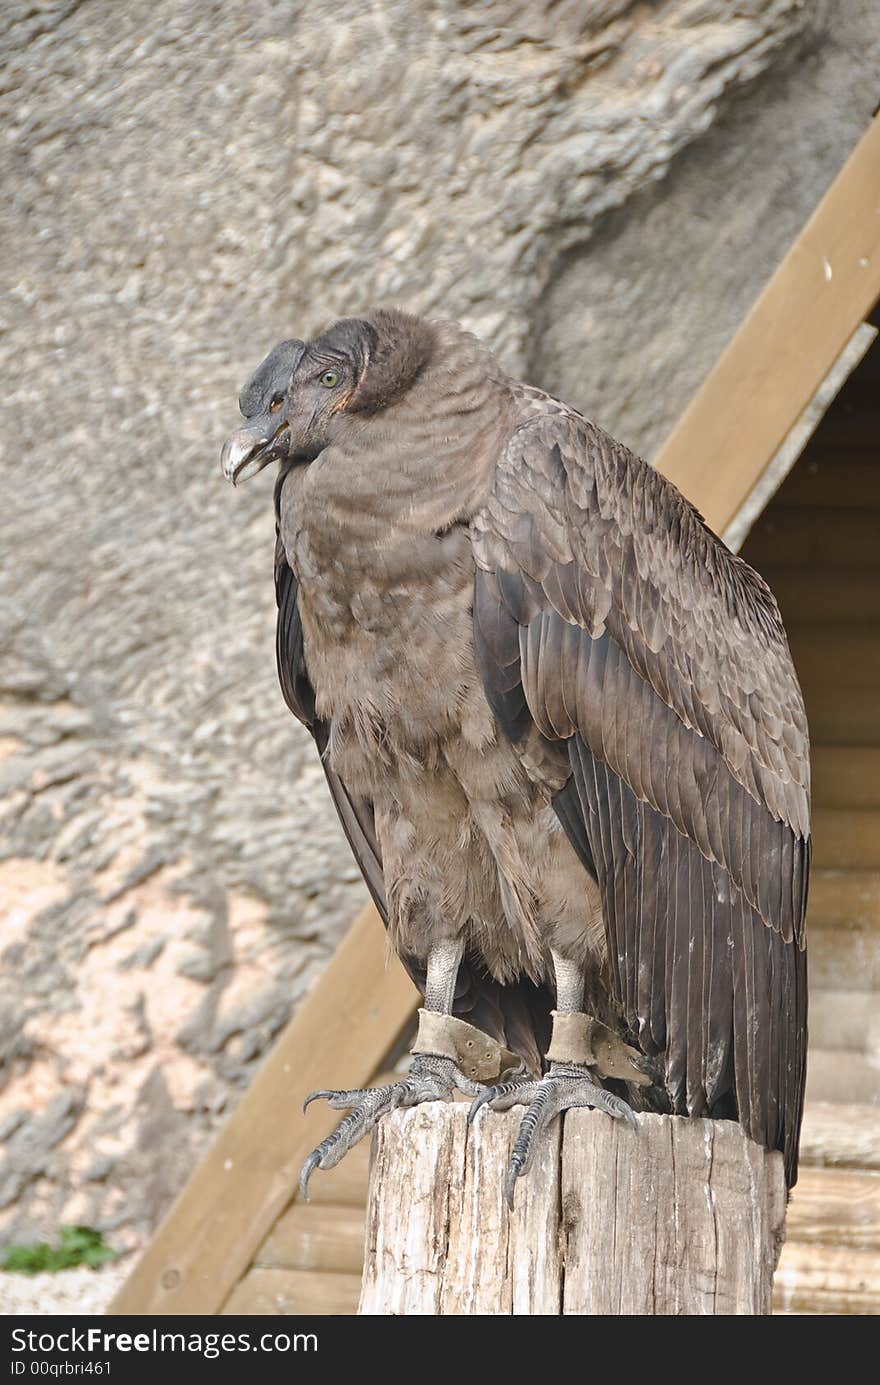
[360,1105,787,1315]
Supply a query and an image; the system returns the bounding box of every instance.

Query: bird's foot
[299,1053,485,1200]
[469,1061,636,1208]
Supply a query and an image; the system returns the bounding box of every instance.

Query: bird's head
[220,309,436,485]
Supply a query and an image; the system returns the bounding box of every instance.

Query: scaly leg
[469,949,652,1207]
[299,938,516,1199]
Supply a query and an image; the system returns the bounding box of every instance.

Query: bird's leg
[299,937,518,1199]
[469,950,653,1208]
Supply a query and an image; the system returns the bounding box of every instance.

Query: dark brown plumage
[223,307,809,1189]
[471,409,809,1179]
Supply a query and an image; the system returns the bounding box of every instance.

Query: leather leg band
[412,1009,520,1083]
[546,1010,652,1086]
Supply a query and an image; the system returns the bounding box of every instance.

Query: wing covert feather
[471,407,809,1182]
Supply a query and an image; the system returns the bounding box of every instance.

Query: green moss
[2,1226,116,1275]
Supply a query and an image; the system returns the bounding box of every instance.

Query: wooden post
[360,1106,787,1315]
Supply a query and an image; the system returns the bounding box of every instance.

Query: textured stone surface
[0,1262,126,1317]
[0,0,877,1256]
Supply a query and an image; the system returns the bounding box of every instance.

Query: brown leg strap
[546,1010,652,1086]
[412,1009,521,1083]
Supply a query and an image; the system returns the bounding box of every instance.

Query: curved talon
[299,1149,322,1202]
[472,1062,638,1206]
[467,1085,500,1125]
[605,1092,639,1127]
[302,1088,334,1114]
[506,1153,525,1210]
[297,1054,483,1198]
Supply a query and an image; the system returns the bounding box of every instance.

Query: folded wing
[471,409,809,1183]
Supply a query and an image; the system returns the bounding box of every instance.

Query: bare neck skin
[285,323,514,551]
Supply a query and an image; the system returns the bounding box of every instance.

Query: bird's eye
[320,370,339,388]
[269,394,284,413]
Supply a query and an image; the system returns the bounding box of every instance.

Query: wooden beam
[805,1051,880,1108]
[799,1101,880,1172]
[773,1243,880,1315]
[255,1203,367,1275]
[784,1166,880,1250]
[654,114,880,535]
[222,1267,362,1316]
[810,925,880,993]
[107,904,417,1315]
[744,505,880,569]
[811,810,880,870]
[360,1106,786,1315]
[807,869,880,930]
[810,745,880,811]
[759,570,880,626]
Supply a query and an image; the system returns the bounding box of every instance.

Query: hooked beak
[220,420,291,485]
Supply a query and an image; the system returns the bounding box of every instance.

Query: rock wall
[0,0,877,1252]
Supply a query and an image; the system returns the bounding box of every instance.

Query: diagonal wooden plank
[222,1267,362,1316]
[107,904,417,1315]
[654,113,880,534]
